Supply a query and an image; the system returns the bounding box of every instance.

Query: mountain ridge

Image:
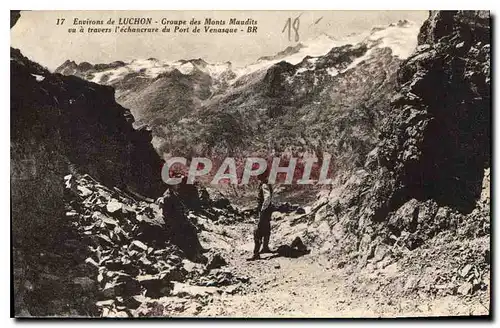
[55,20,421,184]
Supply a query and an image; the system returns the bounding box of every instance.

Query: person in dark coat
[248,173,274,260]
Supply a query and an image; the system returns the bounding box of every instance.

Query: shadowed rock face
[11,47,168,271]
[11,10,20,28]
[312,10,490,261]
[373,10,490,214]
[11,48,166,200]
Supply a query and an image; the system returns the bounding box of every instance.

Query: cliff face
[11,48,166,201]
[313,10,490,262]
[11,47,166,315]
[387,10,490,212]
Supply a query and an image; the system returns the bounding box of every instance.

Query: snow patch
[90,66,131,84]
[364,21,420,59]
[233,20,419,80]
[341,48,375,73]
[73,20,420,89]
[326,67,339,77]
[175,62,195,75]
[205,63,232,79]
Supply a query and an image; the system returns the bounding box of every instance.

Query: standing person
[248,173,274,260]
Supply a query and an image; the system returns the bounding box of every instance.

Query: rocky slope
[11,44,174,258]
[61,174,248,317]
[56,21,420,176]
[12,10,490,317]
[11,37,260,316]
[11,42,171,316]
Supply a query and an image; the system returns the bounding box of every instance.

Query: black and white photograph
[10,9,491,318]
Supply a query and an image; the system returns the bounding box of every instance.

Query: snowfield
[74,20,420,87]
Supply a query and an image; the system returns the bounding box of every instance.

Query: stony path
[191,222,490,318]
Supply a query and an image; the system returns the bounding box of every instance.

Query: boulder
[136,274,174,298]
[457,282,473,296]
[129,240,148,252]
[460,264,473,278]
[205,253,228,271]
[106,200,123,214]
[101,278,142,299]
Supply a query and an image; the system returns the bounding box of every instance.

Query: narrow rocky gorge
[11,10,490,318]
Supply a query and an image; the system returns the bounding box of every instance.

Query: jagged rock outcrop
[313,11,490,268]
[11,10,20,28]
[57,60,127,76]
[11,48,166,199]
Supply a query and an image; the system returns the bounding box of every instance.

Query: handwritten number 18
[282,17,300,42]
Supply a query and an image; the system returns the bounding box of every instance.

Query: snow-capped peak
[61,57,234,85]
[55,19,420,88]
[232,20,419,79]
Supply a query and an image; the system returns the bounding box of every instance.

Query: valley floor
[173,222,490,318]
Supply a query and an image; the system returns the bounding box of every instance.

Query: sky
[11,10,428,71]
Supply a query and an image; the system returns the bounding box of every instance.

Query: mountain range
[55,19,421,178]
[12,11,491,317]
